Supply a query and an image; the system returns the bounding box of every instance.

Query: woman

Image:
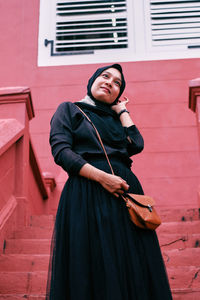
[46,64,172,300]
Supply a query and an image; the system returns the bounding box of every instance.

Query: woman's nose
[105,78,112,87]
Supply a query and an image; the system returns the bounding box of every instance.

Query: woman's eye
[102,74,108,78]
[115,81,121,87]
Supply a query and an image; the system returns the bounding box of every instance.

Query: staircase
[0,215,54,300]
[0,210,199,299]
[158,208,200,299]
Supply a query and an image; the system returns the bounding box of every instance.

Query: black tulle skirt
[46,158,172,300]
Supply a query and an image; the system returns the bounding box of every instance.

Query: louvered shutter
[53,0,128,55]
[149,0,200,49]
[38,0,200,66]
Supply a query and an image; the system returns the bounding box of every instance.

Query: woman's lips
[101,87,110,94]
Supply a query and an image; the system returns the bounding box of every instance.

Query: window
[50,1,128,54]
[145,0,200,54]
[38,0,200,66]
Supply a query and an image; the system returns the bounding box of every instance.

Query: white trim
[38,0,200,66]
[38,48,200,67]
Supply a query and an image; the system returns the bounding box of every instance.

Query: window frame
[38,0,200,67]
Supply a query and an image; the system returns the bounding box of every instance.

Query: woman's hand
[111,97,135,127]
[98,172,129,197]
[79,163,129,197]
[111,97,129,114]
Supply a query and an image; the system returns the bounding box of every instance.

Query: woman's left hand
[111,97,129,114]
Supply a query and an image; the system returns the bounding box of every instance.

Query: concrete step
[5,236,200,256]
[0,291,200,300]
[4,239,51,255]
[0,266,199,294]
[162,248,200,267]
[0,291,199,300]
[0,295,45,300]
[158,208,200,222]
[158,233,200,250]
[29,215,55,228]
[0,254,49,271]
[29,209,200,226]
[11,227,53,239]
[11,219,200,240]
[1,247,199,271]
[0,271,47,294]
[167,266,200,290]
[172,288,200,300]
[156,220,200,235]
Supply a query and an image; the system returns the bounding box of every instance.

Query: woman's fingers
[113,192,119,197]
[121,181,129,191]
[123,96,129,103]
[117,97,129,105]
[117,189,126,195]
[100,173,129,196]
[111,182,129,196]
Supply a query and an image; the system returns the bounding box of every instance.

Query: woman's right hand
[79,163,129,197]
[98,172,129,197]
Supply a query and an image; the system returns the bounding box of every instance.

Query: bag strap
[76,105,135,205]
[76,105,114,175]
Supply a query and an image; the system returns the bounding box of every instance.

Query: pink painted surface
[1,214,200,298]
[0,0,199,211]
[0,145,16,211]
[0,90,51,252]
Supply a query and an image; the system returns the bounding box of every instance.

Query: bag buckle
[148,204,153,212]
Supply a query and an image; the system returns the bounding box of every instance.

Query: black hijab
[76,64,128,150]
[87,63,126,105]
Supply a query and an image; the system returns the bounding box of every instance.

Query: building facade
[0,0,200,212]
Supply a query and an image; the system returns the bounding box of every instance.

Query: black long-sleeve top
[49,101,144,175]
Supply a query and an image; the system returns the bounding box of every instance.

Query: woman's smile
[100,86,111,94]
[91,68,121,104]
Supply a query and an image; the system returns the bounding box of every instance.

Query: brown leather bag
[76,106,162,230]
[121,193,161,230]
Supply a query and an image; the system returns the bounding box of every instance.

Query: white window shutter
[38,0,200,66]
[148,0,200,49]
[51,0,128,56]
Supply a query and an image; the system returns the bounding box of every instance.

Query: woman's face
[91,68,122,104]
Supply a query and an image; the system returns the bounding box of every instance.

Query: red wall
[0,0,200,211]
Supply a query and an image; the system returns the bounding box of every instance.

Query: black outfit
[46,100,172,300]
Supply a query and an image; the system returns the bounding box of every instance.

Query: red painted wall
[0,0,199,211]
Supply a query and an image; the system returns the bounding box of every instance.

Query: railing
[189,78,200,147]
[0,87,55,253]
[189,78,200,208]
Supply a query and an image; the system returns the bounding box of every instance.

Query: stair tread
[158,207,200,222]
[164,247,200,254]
[0,295,46,300]
[30,215,55,228]
[1,290,200,300]
[0,267,199,293]
[4,239,51,254]
[1,214,200,297]
[157,220,200,235]
[11,227,53,239]
[10,219,200,239]
[158,232,200,249]
[0,271,47,294]
[0,254,49,271]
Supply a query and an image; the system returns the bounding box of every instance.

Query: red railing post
[189,79,200,207]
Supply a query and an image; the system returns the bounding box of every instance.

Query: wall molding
[0,196,17,231]
[0,87,35,120]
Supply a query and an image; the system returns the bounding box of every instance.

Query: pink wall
[0,0,200,210]
[0,145,16,211]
